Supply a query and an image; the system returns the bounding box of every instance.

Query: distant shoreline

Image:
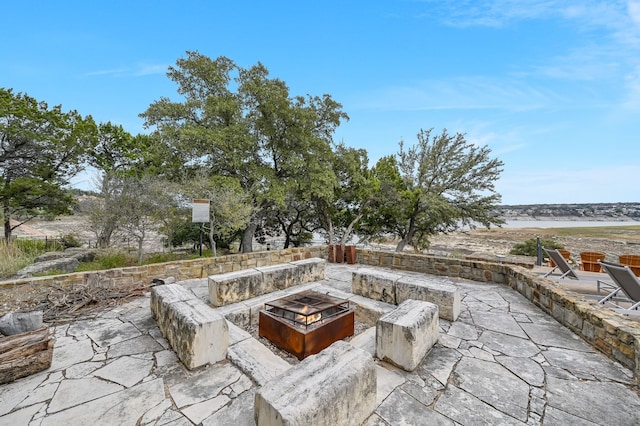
[500,218,639,229]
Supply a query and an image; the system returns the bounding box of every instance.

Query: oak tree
[372,128,504,252]
[0,89,97,240]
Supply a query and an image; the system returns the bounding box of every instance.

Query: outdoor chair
[548,249,571,268]
[543,248,578,279]
[543,247,615,293]
[597,260,640,315]
[619,254,640,277]
[580,251,606,272]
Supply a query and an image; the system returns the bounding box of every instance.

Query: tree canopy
[370,128,504,252]
[2,53,507,258]
[140,51,348,252]
[0,88,97,239]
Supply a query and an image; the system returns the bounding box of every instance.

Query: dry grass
[0,239,54,279]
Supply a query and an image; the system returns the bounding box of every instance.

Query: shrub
[59,233,82,249]
[76,251,133,272]
[510,238,563,256]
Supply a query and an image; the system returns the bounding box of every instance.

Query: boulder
[0,311,44,336]
[15,258,79,279]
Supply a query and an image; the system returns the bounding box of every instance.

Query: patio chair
[619,254,640,277]
[580,251,606,272]
[597,260,640,314]
[543,248,578,279]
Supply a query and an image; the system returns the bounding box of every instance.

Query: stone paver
[1,262,639,425]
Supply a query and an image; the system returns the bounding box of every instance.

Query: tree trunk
[3,216,10,241]
[0,327,53,385]
[340,213,363,245]
[208,222,217,257]
[241,222,257,253]
[326,220,335,245]
[395,216,417,252]
[137,232,145,264]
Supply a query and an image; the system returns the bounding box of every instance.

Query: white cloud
[84,68,129,77]
[84,63,167,78]
[134,64,168,76]
[349,77,562,112]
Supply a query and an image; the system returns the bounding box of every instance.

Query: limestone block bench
[352,268,461,321]
[209,258,326,307]
[150,284,228,370]
[376,299,439,371]
[352,268,400,304]
[396,276,460,322]
[255,340,376,426]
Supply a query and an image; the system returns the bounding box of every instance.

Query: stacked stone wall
[0,246,326,315]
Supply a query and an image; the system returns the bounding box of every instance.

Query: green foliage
[140,51,348,252]
[510,238,564,256]
[168,221,202,248]
[366,128,504,252]
[0,88,98,240]
[59,233,82,249]
[76,251,131,271]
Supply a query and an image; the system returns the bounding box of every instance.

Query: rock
[34,248,97,263]
[15,258,79,279]
[0,311,44,335]
[63,248,97,262]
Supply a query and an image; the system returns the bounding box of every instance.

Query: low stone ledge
[352,268,400,304]
[395,276,461,321]
[151,284,228,370]
[228,337,291,386]
[254,340,376,426]
[226,320,252,346]
[349,295,397,327]
[376,299,439,371]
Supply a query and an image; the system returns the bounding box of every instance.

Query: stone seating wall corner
[151,284,228,370]
[376,299,439,371]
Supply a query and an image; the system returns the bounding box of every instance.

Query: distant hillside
[497,202,640,220]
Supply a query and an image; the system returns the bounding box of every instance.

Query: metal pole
[199,223,203,257]
[536,236,542,266]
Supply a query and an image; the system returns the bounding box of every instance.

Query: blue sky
[3,0,639,205]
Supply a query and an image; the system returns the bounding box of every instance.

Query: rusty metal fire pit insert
[259,290,354,360]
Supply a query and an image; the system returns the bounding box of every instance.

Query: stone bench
[376,299,439,371]
[255,341,376,425]
[352,268,400,304]
[352,268,461,321]
[209,258,326,307]
[209,269,263,307]
[396,276,460,321]
[150,284,228,370]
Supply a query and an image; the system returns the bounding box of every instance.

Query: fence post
[536,236,542,266]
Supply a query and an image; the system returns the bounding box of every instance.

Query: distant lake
[501,220,640,229]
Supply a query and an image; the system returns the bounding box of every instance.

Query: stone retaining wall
[0,246,326,315]
[355,248,640,382]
